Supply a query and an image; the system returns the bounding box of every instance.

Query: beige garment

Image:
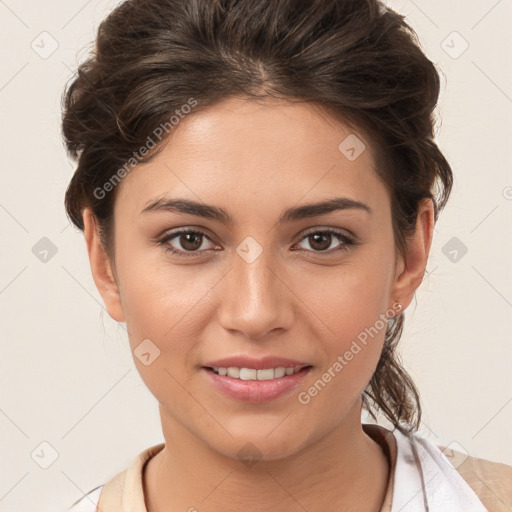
[435,442,512,512]
[96,424,512,512]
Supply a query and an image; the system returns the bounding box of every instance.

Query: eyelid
[299,225,354,240]
[293,227,355,253]
[158,228,219,257]
[157,225,357,257]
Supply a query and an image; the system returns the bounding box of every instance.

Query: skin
[83,96,434,512]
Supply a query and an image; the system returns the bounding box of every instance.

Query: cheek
[119,262,215,347]
[295,288,390,422]
[115,259,215,407]
[114,245,228,385]
[293,247,395,399]
[301,251,395,344]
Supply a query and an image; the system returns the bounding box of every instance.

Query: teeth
[211,366,304,380]
[239,368,257,380]
[227,367,240,378]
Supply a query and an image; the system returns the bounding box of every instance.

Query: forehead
[116,96,388,219]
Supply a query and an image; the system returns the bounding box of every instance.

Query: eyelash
[157,228,356,258]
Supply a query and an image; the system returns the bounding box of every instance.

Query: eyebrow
[141,196,371,224]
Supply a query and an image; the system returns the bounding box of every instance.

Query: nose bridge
[218,241,292,339]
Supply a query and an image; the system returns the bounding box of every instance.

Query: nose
[217,246,294,341]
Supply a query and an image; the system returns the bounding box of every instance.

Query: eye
[159,229,218,257]
[157,227,356,258]
[295,229,355,253]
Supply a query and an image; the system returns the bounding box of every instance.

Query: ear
[83,208,126,323]
[391,198,435,311]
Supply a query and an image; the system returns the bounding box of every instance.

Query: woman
[63,0,512,511]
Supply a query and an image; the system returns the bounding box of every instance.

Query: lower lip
[202,367,312,403]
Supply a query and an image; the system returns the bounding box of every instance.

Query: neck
[144,399,390,512]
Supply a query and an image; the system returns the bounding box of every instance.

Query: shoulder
[65,443,164,512]
[67,469,127,512]
[438,444,512,512]
[66,485,103,512]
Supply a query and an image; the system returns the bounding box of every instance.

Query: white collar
[392,427,488,511]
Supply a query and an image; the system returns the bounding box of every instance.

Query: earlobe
[391,198,435,311]
[83,209,126,323]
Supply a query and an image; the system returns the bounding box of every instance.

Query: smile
[202,366,313,403]
[208,366,305,380]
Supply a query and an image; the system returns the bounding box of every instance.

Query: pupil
[310,233,330,251]
[182,233,201,251]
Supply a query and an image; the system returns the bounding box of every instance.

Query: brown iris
[308,233,332,251]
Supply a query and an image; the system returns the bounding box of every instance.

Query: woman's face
[86,96,428,461]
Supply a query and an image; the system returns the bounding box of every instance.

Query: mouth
[204,365,312,380]
[201,365,313,403]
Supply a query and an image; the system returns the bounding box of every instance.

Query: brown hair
[62,0,453,434]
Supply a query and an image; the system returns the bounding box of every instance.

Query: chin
[205,428,309,464]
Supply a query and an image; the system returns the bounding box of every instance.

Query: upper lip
[203,356,312,370]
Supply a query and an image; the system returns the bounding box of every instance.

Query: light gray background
[1,1,511,511]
